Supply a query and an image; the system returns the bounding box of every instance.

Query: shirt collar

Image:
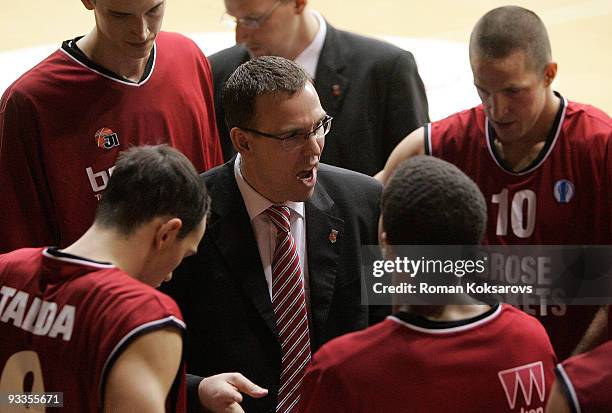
[294,10,327,79]
[234,154,305,221]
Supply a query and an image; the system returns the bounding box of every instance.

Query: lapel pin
[328,229,338,243]
[332,84,342,97]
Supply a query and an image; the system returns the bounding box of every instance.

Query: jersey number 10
[492,188,536,238]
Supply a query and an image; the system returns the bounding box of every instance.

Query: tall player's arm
[104,327,182,413]
[0,88,57,252]
[374,127,426,184]
[572,305,609,356]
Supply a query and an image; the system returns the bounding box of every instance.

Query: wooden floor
[1,0,610,116]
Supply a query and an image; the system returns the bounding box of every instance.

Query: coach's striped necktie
[265,205,311,413]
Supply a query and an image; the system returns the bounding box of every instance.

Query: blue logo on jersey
[554,179,575,203]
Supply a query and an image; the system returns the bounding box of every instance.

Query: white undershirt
[294,10,327,80]
[234,154,310,301]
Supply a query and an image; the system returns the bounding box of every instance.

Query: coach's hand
[198,372,268,413]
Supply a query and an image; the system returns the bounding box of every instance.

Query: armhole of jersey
[423,123,432,155]
[554,364,581,413]
[98,316,186,410]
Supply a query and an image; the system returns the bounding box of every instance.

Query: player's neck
[62,224,148,278]
[77,31,150,83]
[287,10,319,60]
[495,91,561,171]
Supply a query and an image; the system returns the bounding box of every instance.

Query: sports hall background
[0,0,610,121]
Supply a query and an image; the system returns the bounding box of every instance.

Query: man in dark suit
[210,0,429,176]
[163,56,381,413]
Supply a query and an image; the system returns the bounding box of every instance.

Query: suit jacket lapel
[314,23,349,117]
[206,161,278,338]
[305,181,344,348]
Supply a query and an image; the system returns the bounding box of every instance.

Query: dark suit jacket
[163,159,382,413]
[209,22,429,176]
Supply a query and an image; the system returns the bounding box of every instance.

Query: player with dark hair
[0,145,265,412]
[300,156,557,413]
[94,145,210,239]
[377,5,611,360]
[0,0,223,253]
[380,156,487,245]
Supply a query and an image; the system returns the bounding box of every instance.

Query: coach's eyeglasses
[221,0,283,30]
[239,115,333,151]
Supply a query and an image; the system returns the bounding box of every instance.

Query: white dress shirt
[294,10,327,80]
[234,154,310,303]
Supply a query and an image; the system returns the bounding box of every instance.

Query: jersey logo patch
[95,127,120,150]
[498,361,546,409]
[553,179,575,204]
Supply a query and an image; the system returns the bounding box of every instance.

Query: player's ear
[543,62,557,87]
[378,216,389,252]
[81,0,95,11]
[230,127,252,154]
[154,218,182,250]
[380,231,394,261]
[294,0,308,14]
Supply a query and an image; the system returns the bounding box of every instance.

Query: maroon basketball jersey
[0,248,187,412]
[300,304,556,413]
[556,340,612,412]
[426,94,612,359]
[426,94,611,245]
[0,32,223,252]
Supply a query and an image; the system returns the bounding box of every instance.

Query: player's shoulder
[90,276,185,337]
[312,319,393,368]
[71,264,181,317]
[427,105,486,151]
[155,31,203,56]
[156,31,197,47]
[498,304,550,337]
[0,247,44,269]
[499,303,538,321]
[433,105,485,129]
[565,99,612,138]
[1,49,67,101]
[109,272,178,307]
[0,247,43,260]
